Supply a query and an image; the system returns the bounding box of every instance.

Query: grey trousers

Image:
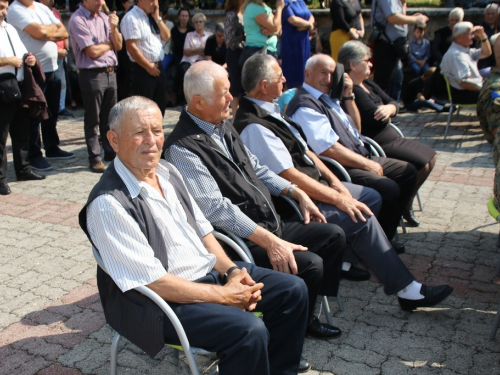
[317,182,415,295]
[79,69,117,164]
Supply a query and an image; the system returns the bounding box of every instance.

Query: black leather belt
[81,66,116,73]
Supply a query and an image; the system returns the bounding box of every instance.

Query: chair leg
[110,332,121,375]
[496,253,500,277]
[400,217,407,234]
[321,295,334,326]
[416,191,423,211]
[444,105,453,140]
[337,294,344,312]
[172,348,180,366]
[490,301,500,340]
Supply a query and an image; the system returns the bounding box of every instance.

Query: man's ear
[259,79,268,95]
[191,94,205,111]
[107,130,119,153]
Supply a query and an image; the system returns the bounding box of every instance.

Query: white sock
[342,262,351,271]
[397,281,424,300]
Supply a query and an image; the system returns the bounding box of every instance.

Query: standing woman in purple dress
[281,0,314,89]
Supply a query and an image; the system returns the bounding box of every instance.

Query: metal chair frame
[441,72,477,140]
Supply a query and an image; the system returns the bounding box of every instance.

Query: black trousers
[79,69,117,164]
[29,71,61,158]
[164,262,308,375]
[450,86,480,104]
[373,38,399,95]
[246,220,345,324]
[130,63,166,116]
[346,156,417,241]
[0,100,31,183]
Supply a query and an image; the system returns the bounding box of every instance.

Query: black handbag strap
[4,28,18,77]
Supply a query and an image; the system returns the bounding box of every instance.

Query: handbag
[392,36,410,61]
[0,28,22,105]
[0,73,22,104]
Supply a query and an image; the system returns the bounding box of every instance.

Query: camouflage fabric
[495,131,500,210]
[477,67,500,144]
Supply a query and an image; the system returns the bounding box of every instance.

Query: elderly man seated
[441,21,492,104]
[164,61,346,368]
[286,54,417,250]
[477,34,500,144]
[78,96,309,375]
[234,53,453,312]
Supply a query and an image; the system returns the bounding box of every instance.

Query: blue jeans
[409,62,430,78]
[404,99,443,112]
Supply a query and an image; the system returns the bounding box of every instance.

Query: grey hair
[184,60,228,104]
[108,96,159,135]
[241,54,276,93]
[449,7,464,21]
[215,22,224,33]
[305,53,334,72]
[338,41,371,73]
[453,21,473,39]
[485,3,498,14]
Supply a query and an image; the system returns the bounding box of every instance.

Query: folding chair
[92,247,211,375]
[487,197,500,340]
[388,123,424,212]
[441,72,477,140]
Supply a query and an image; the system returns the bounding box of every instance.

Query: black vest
[78,160,202,358]
[286,88,370,157]
[164,108,282,237]
[233,96,321,182]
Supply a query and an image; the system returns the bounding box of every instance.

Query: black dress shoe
[306,317,341,339]
[17,170,46,181]
[398,284,453,311]
[341,266,371,281]
[299,358,311,373]
[390,240,405,254]
[0,182,11,195]
[403,209,420,227]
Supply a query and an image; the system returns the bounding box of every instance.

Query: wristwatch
[342,93,355,101]
[156,17,162,23]
[481,38,488,42]
[287,184,298,197]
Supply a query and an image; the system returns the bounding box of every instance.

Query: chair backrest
[488,197,500,222]
[363,136,386,158]
[388,123,404,138]
[317,154,352,182]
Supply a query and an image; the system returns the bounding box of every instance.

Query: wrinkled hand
[260,26,273,36]
[147,62,161,76]
[297,191,326,224]
[365,159,383,176]
[414,13,428,26]
[9,56,22,68]
[335,195,373,223]
[152,0,160,20]
[343,73,354,96]
[224,268,263,311]
[275,0,285,10]
[58,48,68,59]
[357,29,365,38]
[373,105,394,121]
[267,236,308,274]
[349,29,359,40]
[109,11,119,28]
[24,53,36,67]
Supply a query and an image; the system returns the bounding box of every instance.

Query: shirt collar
[133,4,148,18]
[302,83,326,100]
[451,41,470,53]
[79,5,94,18]
[246,96,281,115]
[114,157,171,199]
[186,108,225,137]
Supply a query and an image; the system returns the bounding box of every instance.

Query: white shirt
[180,30,213,65]
[120,5,164,63]
[240,97,313,175]
[0,21,27,81]
[289,83,342,154]
[87,158,215,293]
[441,42,483,90]
[7,0,59,73]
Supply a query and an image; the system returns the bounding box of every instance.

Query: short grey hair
[108,96,158,135]
[453,21,473,39]
[241,54,276,93]
[184,60,228,104]
[449,7,464,22]
[485,3,498,14]
[338,41,371,73]
[305,53,334,72]
[215,22,224,33]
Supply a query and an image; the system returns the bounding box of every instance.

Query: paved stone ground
[1,106,499,375]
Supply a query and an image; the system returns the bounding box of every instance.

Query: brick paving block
[38,363,83,375]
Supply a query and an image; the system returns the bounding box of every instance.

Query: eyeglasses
[359,58,371,64]
[276,72,285,81]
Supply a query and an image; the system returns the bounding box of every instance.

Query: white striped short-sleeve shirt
[120,5,164,63]
[87,158,215,292]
